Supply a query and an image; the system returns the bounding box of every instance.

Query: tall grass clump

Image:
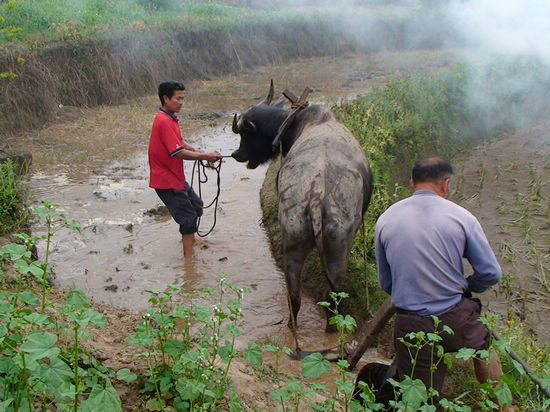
[0,159,29,235]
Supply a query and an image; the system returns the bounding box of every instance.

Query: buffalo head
[231,80,288,169]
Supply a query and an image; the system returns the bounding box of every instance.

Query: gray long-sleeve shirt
[375,189,501,316]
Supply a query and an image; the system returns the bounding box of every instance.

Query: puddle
[30,121,345,351]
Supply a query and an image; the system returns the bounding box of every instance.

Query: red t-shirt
[148,110,186,190]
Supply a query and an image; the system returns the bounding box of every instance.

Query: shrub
[0,159,29,235]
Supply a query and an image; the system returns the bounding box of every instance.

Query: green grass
[0,159,29,236]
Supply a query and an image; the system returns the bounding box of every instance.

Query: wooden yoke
[271,86,313,152]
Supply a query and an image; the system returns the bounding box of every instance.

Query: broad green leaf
[511,359,526,376]
[0,243,29,260]
[17,291,39,307]
[24,312,51,325]
[55,381,77,401]
[493,382,513,407]
[176,379,204,401]
[301,352,331,379]
[116,368,138,383]
[14,260,44,280]
[64,217,80,232]
[399,377,428,410]
[81,384,122,412]
[179,349,201,365]
[39,357,74,401]
[0,302,15,316]
[226,323,241,336]
[66,287,89,309]
[67,309,107,328]
[244,341,263,367]
[270,387,292,403]
[263,344,279,353]
[0,399,13,411]
[145,398,165,411]
[335,378,354,395]
[162,338,187,357]
[456,347,476,361]
[218,341,235,363]
[82,309,107,327]
[426,332,441,342]
[20,331,59,362]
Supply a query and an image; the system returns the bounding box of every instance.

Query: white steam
[448,0,550,64]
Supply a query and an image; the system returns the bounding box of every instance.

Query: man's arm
[174,148,221,163]
[465,219,502,293]
[375,225,392,294]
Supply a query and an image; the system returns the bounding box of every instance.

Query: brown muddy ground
[4,49,549,409]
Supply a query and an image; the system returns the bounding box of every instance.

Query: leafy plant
[0,202,122,411]
[128,275,250,411]
[0,159,29,235]
[0,264,121,411]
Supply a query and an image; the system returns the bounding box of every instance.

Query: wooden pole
[347,296,396,371]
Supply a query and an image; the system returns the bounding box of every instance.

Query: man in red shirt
[148,80,222,258]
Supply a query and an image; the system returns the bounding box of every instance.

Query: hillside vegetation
[0,0,457,134]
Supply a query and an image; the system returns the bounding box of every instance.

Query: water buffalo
[232,81,373,331]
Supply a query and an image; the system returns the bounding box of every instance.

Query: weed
[0,202,121,411]
[128,275,250,411]
[0,159,29,235]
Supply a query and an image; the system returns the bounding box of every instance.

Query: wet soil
[4,48,549,409]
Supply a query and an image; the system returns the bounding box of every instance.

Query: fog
[445,0,550,130]
[449,0,550,64]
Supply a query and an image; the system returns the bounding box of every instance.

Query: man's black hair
[412,157,453,183]
[158,81,185,105]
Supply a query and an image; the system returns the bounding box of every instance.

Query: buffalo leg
[283,244,309,329]
[322,238,353,332]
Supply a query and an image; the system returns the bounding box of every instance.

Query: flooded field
[29,119,344,351]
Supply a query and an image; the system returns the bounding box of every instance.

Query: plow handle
[348,296,396,371]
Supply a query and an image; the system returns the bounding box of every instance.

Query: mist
[449,0,550,64]
[444,0,550,131]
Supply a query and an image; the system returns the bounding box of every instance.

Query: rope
[189,157,226,237]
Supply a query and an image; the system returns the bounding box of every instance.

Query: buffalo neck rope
[189,157,229,238]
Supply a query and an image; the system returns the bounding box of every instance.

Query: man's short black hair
[412,157,453,183]
[158,81,185,105]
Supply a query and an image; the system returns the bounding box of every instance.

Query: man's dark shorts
[155,182,203,235]
[394,297,490,391]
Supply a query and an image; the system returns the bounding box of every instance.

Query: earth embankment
[0,11,459,136]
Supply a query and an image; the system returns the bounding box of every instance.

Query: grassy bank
[0,1,459,135]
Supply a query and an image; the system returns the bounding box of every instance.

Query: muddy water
[30,119,348,352]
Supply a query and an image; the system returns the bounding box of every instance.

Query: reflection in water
[30,122,345,352]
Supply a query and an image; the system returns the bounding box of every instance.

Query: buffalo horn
[232,113,240,134]
[243,118,256,133]
[262,79,274,105]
